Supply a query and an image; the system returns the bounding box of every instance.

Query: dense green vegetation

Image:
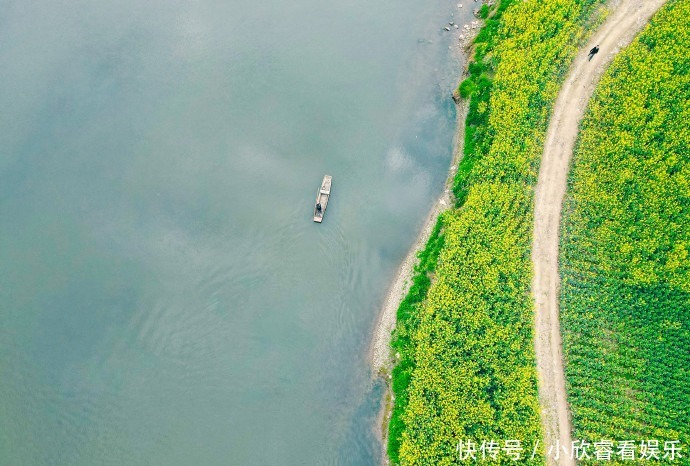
[560,1,690,462]
[387,0,605,463]
[388,216,446,465]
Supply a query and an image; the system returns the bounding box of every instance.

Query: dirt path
[531,0,665,464]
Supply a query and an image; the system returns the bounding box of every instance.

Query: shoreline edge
[369,87,470,463]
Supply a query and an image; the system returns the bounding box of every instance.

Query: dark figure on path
[588,45,600,61]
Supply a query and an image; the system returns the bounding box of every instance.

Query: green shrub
[479,4,490,19]
[458,78,476,98]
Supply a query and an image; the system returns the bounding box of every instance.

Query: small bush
[458,78,476,98]
[479,4,490,19]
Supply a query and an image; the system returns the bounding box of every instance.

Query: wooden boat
[313,175,332,223]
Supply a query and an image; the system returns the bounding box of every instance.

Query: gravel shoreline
[369,101,466,465]
[369,101,467,373]
[368,4,479,376]
[367,18,475,462]
[368,186,451,373]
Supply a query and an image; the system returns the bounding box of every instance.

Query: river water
[0,0,473,464]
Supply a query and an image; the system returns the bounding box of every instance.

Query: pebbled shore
[369,99,467,373]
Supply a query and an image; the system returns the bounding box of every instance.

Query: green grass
[560,1,690,463]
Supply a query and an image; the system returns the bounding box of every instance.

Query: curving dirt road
[531,1,666,464]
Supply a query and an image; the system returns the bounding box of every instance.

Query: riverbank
[369,103,465,374]
[370,0,612,463]
[370,100,467,465]
[369,35,474,462]
[369,0,485,380]
[368,8,488,465]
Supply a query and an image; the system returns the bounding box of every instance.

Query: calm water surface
[0,0,473,464]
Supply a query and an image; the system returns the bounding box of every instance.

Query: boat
[313,175,332,223]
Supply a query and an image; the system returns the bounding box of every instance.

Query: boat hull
[313,175,332,223]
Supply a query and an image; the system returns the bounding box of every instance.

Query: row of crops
[387,0,605,463]
[560,0,690,462]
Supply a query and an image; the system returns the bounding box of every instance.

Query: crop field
[388,0,605,463]
[560,0,690,462]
